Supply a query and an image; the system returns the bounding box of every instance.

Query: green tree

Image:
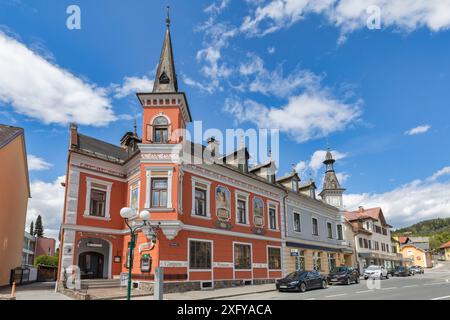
[29,221,34,236]
[34,255,59,267]
[34,215,44,238]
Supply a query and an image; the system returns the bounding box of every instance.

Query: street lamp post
[120,207,158,301]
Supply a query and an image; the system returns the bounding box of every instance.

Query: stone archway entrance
[76,238,111,279]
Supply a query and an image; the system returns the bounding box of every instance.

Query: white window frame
[233,241,253,272]
[84,177,113,220]
[267,245,282,271]
[267,201,279,231]
[312,217,319,236]
[145,167,173,210]
[188,238,214,272]
[235,190,250,226]
[293,211,301,233]
[191,177,211,219]
[336,224,343,240]
[326,221,333,239]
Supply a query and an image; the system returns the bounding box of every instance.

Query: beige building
[0,125,30,287]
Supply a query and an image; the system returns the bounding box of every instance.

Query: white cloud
[428,166,450,182]
[224,91,361,142]
[405,124,431,135]
[26,176,66,241]
[181,73,216,94]
[0,31,117,126]
[27,154,52,171]
[204,0,230,15]
[267,46,276,54]
[241,0,450,39]
[113,76,154,99]
[344,167,450,228]
[238,53,322,98]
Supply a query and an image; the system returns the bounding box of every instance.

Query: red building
[58,14,284,291]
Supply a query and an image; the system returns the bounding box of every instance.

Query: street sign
[120,273,128,287]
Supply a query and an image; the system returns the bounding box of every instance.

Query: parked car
[276,270,328,292]
[327,266,360,285]
[410,266,424,274]
[387,267,396,277]
[363,265,389,279]
[393,266,411,277]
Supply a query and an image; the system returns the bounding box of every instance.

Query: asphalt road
[219,263,450,300]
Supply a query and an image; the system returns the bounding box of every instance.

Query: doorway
[78,252,105,279]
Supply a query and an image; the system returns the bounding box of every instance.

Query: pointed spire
[153,6,178,93]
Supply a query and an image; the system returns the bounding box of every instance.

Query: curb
[196,288,277,301]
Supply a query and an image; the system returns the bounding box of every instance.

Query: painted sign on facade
[253,197,264,227]
[216,186,231,221]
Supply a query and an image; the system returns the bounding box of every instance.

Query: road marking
[381,287,397,290]
[424,282,449,286]
[325,293,348,298]
[431,295,450,300]
[355,290,373,294]
[403,285,419,288]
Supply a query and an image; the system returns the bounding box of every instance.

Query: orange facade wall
[181,172,282,240]
[0,135,29,286]
[76,172,127,229]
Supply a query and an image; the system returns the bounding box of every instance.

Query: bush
[34,255,59,267]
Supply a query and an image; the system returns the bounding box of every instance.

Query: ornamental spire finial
[166,5,171,28]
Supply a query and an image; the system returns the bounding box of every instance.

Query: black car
[276,270,328,292]
[393,266,411,277]
[327,266,360,285]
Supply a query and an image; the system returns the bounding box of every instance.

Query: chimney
[70,123,78,149]
[358,206,364,213]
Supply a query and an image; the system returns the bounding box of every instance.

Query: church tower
[319,149,345,209]
[137,7,192,144]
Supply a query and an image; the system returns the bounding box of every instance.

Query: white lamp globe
[120,207,135,219]
[140,210,151,221]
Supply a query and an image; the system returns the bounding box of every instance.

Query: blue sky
[1,0,450,237]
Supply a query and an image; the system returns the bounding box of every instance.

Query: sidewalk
[126,283,276,300]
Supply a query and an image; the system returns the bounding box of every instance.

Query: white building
[344,207,402,272]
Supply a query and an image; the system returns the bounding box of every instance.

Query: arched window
[153,116,169,143]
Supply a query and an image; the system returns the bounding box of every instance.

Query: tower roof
[153,6,178,93]
[321,149,345,192]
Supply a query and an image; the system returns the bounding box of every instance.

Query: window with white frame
[268,204,277,230]
[328,253,336,271]
[312,217,319,236]
[84,177,112,219]
[327,222,333,239]
[151,178,168,208]
[313,252,321,271]
[337,224,343,240]
[235,191,249,225]
[191,177,211,218]
[268,247,281,270]
[145,168,173,209]
[234,243,251,270]
[189,240,212,270]
[293,212,301,232]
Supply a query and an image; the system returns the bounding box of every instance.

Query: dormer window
[292,180,299,192]
[153,116,169,143]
